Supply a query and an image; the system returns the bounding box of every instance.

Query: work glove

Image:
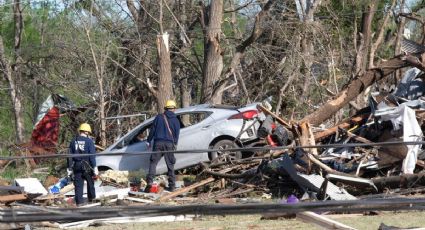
[93,167,99,176]
[67,168,73,177]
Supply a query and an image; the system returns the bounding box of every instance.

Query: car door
[174,111,215,169]
[108,123,152,171]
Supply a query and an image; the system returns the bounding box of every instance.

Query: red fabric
[31,107,60,149]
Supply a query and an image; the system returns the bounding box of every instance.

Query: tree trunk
[355,2,376,75]
[300,34,314,103]
[180,77,191,108]
[156,33,173,113]
[395,0,406,81]
[0,36,24,144]
[210,0,276,103]
[0,0,26,144]
[180,76,191,125]
[352,2,376,113]
[369,0,396,68]
[201,0,224,104]
[301,54,420,126]
[84,2,107,147]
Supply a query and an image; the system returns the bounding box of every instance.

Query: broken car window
[115,123,152,149]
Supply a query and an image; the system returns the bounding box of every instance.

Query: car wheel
[210,139,242,163]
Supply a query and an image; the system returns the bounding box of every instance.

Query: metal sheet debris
[14,178,47,195]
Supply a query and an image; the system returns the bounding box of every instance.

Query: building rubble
[1,68,425,229]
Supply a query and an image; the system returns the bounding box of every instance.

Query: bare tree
[0,0,25,144]
[200,0,224,104]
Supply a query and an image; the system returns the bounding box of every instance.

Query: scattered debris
[3,67,425,228]
[14,178,47,195]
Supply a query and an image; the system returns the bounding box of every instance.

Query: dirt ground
[37,211,425,230]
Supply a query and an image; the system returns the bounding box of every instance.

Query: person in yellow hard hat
[145,99,181,192]
[67,123,98,206]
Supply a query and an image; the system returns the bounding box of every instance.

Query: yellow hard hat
[78,123,92,133]
[165,100,177,109]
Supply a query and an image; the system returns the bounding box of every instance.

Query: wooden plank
[125,197,153,203]
[60,184,75,195]
[346,131,373,143]
[159,168,235,202]
[313,114,368,140]
[159,177,215,202]
[297,211,357,230]
[257,104,291,128]
[0,194,27,203]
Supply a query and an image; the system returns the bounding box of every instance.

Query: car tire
[210,139,242,163]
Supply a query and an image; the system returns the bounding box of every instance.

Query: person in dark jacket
[67,123,98,206]
[145,100,181,192]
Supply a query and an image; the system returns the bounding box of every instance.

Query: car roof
[174,103,259,113]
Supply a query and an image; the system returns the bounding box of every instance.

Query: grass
[0,160,63,185]
[334,211,425,229]
[52,211,425,230]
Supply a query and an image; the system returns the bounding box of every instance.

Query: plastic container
[49,177,70,194]
[286,194,299,204]
[49,185,60,194]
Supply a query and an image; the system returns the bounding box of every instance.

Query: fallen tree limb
[301,54,424,126]
[258,104,291,128]
[372,172,425,191]
[313,114,369,140]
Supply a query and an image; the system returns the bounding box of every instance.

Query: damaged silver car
[96,103,264,173]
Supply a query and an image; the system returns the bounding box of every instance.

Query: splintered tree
[200,0,224,104]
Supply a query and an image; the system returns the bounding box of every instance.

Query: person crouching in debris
[67,123,98,206]
[145,100,181,192]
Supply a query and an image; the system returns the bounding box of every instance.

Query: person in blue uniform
[67,123,98,206]
[145,100,181,192]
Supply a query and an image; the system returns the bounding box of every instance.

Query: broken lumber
[297,211,357,230]
[346,131,373,143]
[313,114,368,140]
[125,197,153,203]
[299,122,318,156]
[160,167,236,202]
[301,53,424,126]
[307,152,336,173]
[159,177,215,202]
[0,194,27,203]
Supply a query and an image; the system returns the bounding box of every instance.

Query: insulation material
[376,103,423,174]
[31,95,60,149]
[31,94,75,150]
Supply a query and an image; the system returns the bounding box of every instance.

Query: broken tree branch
[301,54,423,126]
